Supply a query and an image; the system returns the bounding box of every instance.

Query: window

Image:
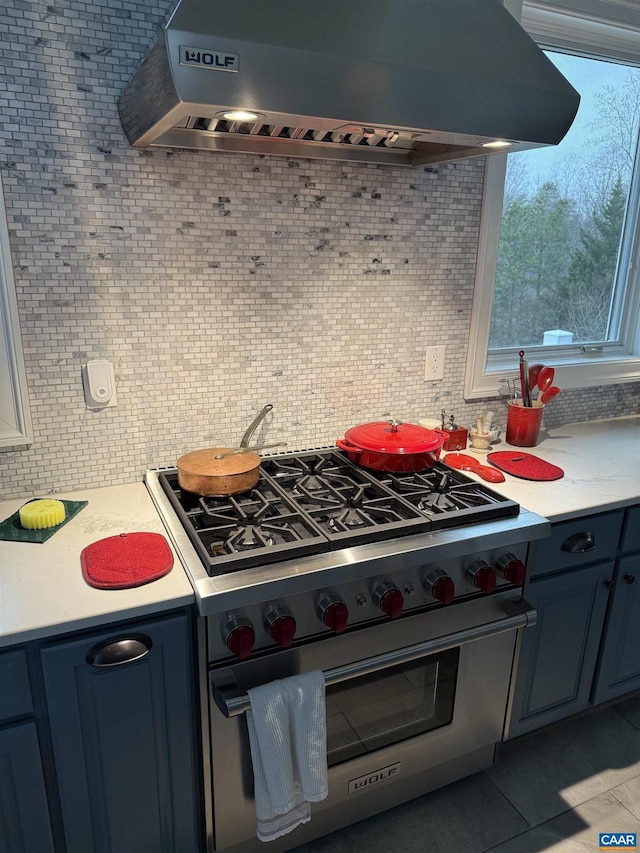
[465,1,640,399]
[0,172,33,446]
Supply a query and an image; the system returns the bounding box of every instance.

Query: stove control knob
[222,614,255,660]
[424,569,455,605]
[494,553,527,586]
[373,580,404,619]
[265,605,297,648]
[317,593,349,634]
[466,560,497,594]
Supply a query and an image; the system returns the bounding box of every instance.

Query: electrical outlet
[424,346,445,381]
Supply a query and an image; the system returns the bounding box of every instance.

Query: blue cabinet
[508,562,611,738]
[41,611,201,853]
[508,504,640,739]
[0,722,55,853]
[593,552,640,703]
[0,649,54,852]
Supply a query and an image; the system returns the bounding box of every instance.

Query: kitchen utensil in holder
[506,401,544,447]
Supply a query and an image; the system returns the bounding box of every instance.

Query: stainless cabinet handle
[212,598,537,718]
[86,635,153,668]
[561,531,596,553]
[625,574,636,585]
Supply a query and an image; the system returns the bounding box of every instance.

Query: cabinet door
[0,722,54,853]
[508,562,612,739]
[41,611,200,853]
[593,553,640,704]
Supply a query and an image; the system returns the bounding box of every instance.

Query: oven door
[208,592,535,853]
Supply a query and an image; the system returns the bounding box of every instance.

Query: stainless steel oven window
[326,647,459,766]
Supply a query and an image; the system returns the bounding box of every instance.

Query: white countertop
[0,483,194,649]
[450,415,639,521]
[0,416,637,650]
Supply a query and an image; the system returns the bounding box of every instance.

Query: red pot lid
[344,420,444,455]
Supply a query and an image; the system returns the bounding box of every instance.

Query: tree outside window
[489,56,640,351]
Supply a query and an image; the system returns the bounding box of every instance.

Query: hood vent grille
[190,118,409,149]
[152,117,478,167]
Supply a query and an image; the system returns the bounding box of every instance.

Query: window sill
[464,352,640,400]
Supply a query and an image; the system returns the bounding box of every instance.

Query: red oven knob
[317,594,349,634]
[265,605,297,648]
[466,560,497,594]
[373,580,404,619]
[222,615,255,660]
[424,569,455,605]
[494,553,527,586]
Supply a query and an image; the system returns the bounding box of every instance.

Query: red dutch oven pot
[336,419,446,473]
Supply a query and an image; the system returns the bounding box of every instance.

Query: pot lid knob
[373,580,404,619]
[387,418,403,432]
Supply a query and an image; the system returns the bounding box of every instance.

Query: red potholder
[487,451,564,481]
[81,532,174,589]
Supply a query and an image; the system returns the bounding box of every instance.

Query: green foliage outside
[489,68,639,350]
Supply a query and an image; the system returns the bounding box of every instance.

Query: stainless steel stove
[145,446,549,853]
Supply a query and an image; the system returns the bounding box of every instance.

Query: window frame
[464,1,640,400]
[0,172,33,447]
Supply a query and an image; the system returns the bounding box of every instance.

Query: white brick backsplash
[0,0,637,499]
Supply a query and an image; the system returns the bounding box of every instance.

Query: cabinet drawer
[621,506,640,553]
[0,649,33,722]
[529,510,624,578]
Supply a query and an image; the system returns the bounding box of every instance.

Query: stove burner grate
[262,450,431,545]
[157,450,519,575]
[159,471,330,574]
[369,464,519,527]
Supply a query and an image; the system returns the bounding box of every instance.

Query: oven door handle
[211,598,537,718]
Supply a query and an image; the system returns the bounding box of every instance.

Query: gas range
[146,447,549,627]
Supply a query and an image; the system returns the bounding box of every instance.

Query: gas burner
[383,468,460,494]
[224,522,302,551]
[265,454,334,491]
[328,509,367,530]
[197,491,273,526]
[418,493,458,513]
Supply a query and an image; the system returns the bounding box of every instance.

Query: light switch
[82,359,117,409]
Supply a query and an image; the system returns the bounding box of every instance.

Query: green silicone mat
[0,500,89,543]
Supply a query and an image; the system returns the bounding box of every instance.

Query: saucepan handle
[240,404,274,448]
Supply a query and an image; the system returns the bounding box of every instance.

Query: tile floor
[294,692,640,853]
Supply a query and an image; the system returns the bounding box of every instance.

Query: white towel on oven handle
[246,670,328,842]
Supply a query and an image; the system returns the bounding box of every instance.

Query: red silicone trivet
[81,532,174,589]
[487,451,564,481]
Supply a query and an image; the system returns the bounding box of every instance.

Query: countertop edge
[0,593,196,649]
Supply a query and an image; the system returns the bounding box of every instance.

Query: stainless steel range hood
[118,0,580,167]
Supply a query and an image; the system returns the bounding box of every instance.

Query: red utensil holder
[506,402,544,447]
